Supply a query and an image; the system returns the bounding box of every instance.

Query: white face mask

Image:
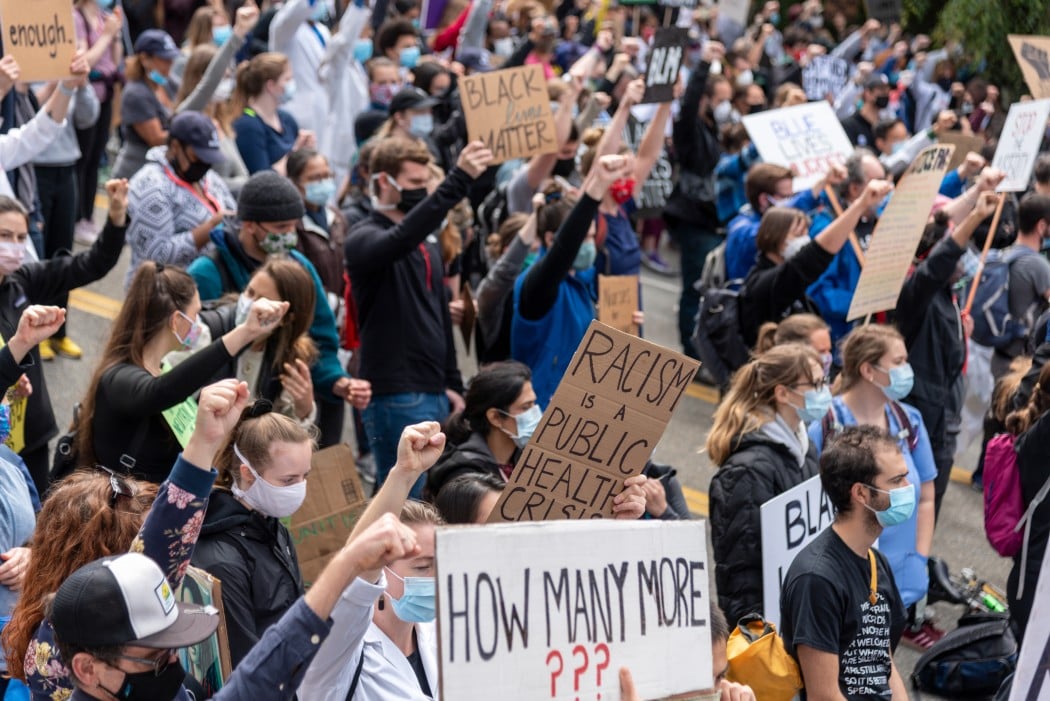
[0,241,25,275]
[230,444,307,518]
[493,37,515,57]
[235,293,252,326]
[781,235,808,261]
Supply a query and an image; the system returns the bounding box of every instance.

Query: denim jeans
[363,391,449,498]
[672,221,723,359]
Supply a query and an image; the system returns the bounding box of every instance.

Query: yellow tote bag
[726,614,803,701]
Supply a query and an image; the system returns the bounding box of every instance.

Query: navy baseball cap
[457,47,492,73]
[134,29,180,61]
[170,112,225,165]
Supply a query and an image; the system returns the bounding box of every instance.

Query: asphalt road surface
[43,210,1012,699]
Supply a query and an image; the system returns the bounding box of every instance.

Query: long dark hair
[252,259,317,372]
[445,361,532,444]
[77,263,197,466]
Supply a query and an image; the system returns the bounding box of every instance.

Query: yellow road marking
[69,288,121,321]
[94,192,108,210]
[61,284,985,512]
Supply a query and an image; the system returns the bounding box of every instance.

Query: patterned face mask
[258,229,298,256]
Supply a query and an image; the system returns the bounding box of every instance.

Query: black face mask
[397,187,428,213]
[553,158,576,178]
[748,104,765,115]
[102,659,187,701]
[874,95,890,109]
[171,155,211,184]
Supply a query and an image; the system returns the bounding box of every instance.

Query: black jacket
[709,431,819,626]
[899,237,967,450]
[739,242,834,347]
[191,489,304,668]
[425,431,517,499]
[665,60,720,227]
[5,218,126,455]
[344,168,470,396]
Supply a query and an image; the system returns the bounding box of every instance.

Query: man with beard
[780,426,910,700]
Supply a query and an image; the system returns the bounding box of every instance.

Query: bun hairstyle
[232,52,289,114]
[755,313,830,354]
[578,127,630,178]
[915,209,951,260]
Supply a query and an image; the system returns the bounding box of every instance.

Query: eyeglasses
[116,648,175,676]
[793,379,828,392]
[98,466,135,508]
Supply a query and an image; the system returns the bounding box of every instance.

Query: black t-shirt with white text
[780,527,907,700]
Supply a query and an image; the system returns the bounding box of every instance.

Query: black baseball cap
[51,553,219,649]
[388,86,439,115]
[170,112,225,165]
[133,29,180,61]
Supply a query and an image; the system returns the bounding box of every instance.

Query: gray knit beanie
[237,171,305,223]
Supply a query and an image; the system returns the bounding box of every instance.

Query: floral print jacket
[24,455,217,701]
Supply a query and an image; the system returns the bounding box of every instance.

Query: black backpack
[911,613,1017,698]
[690,276,749,391]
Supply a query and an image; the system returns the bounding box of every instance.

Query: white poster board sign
[991,99,1050,192]
[847,144,955,321]
[760,475,835,628]
[742,101,854,190]
[436,520,713,701]
[803,55,850,101]
[1008,549,1050,701]
[719,0,750,28]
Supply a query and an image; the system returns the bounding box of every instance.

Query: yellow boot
[38,340,54,361]
[48,337,83,360]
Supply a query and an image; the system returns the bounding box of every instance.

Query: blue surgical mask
[212,24,232,46]
[769,12,780,24]
[353,38,374,63]
[400,45,421,69]
[409,113,433,137]
[789,385,832,424]
[98,0,115,9]
[865,484,916,527]
[876,362,914,401]
[386,568,435,622]
[310,0,329,22]
[174,311,203,349]
[500,405,542,448]
[305,178,336,206]
[281,79,297,103]
[149,69,169,87]
[572,240,596,271]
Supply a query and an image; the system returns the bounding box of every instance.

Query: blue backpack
[966,247,1038,349]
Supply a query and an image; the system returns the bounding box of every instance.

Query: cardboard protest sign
[623,116,672,210]
[437,520,713,701]
[177,567,232,695]
[990,99,1050,192]
[938,132,986,171]
[1009,35,1050,99]
[461,65,558,164]
[0,0,76,81]
[288,444,368,586]
[802,55,850,101]
[460,282,476,349]
[598,275,639,336]
[1008,545,1050,701]
[760,475,834,628]
[847,144,955,321]
[642,28,686,103]
[742,101,854,190]
[864,0,901,24]
[488,321,699,522]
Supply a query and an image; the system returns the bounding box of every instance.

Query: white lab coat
[298,574,440,701]
[270,0,331,133]
[317,2,371,186]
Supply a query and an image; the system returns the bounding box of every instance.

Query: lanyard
[163,165,221,215]
[308,22,327,48]
[419,243,432,291]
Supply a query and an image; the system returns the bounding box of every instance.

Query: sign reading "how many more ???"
[436,520,713,701]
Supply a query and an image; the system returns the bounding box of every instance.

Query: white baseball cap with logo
[51,553,219,649]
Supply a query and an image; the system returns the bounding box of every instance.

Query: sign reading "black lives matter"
[460,65,558,164]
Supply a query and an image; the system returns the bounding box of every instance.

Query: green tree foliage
[929,0,1050,98]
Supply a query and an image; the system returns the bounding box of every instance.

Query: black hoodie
[191,489,304,667]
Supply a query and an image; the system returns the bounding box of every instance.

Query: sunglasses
[97,466,135,508]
